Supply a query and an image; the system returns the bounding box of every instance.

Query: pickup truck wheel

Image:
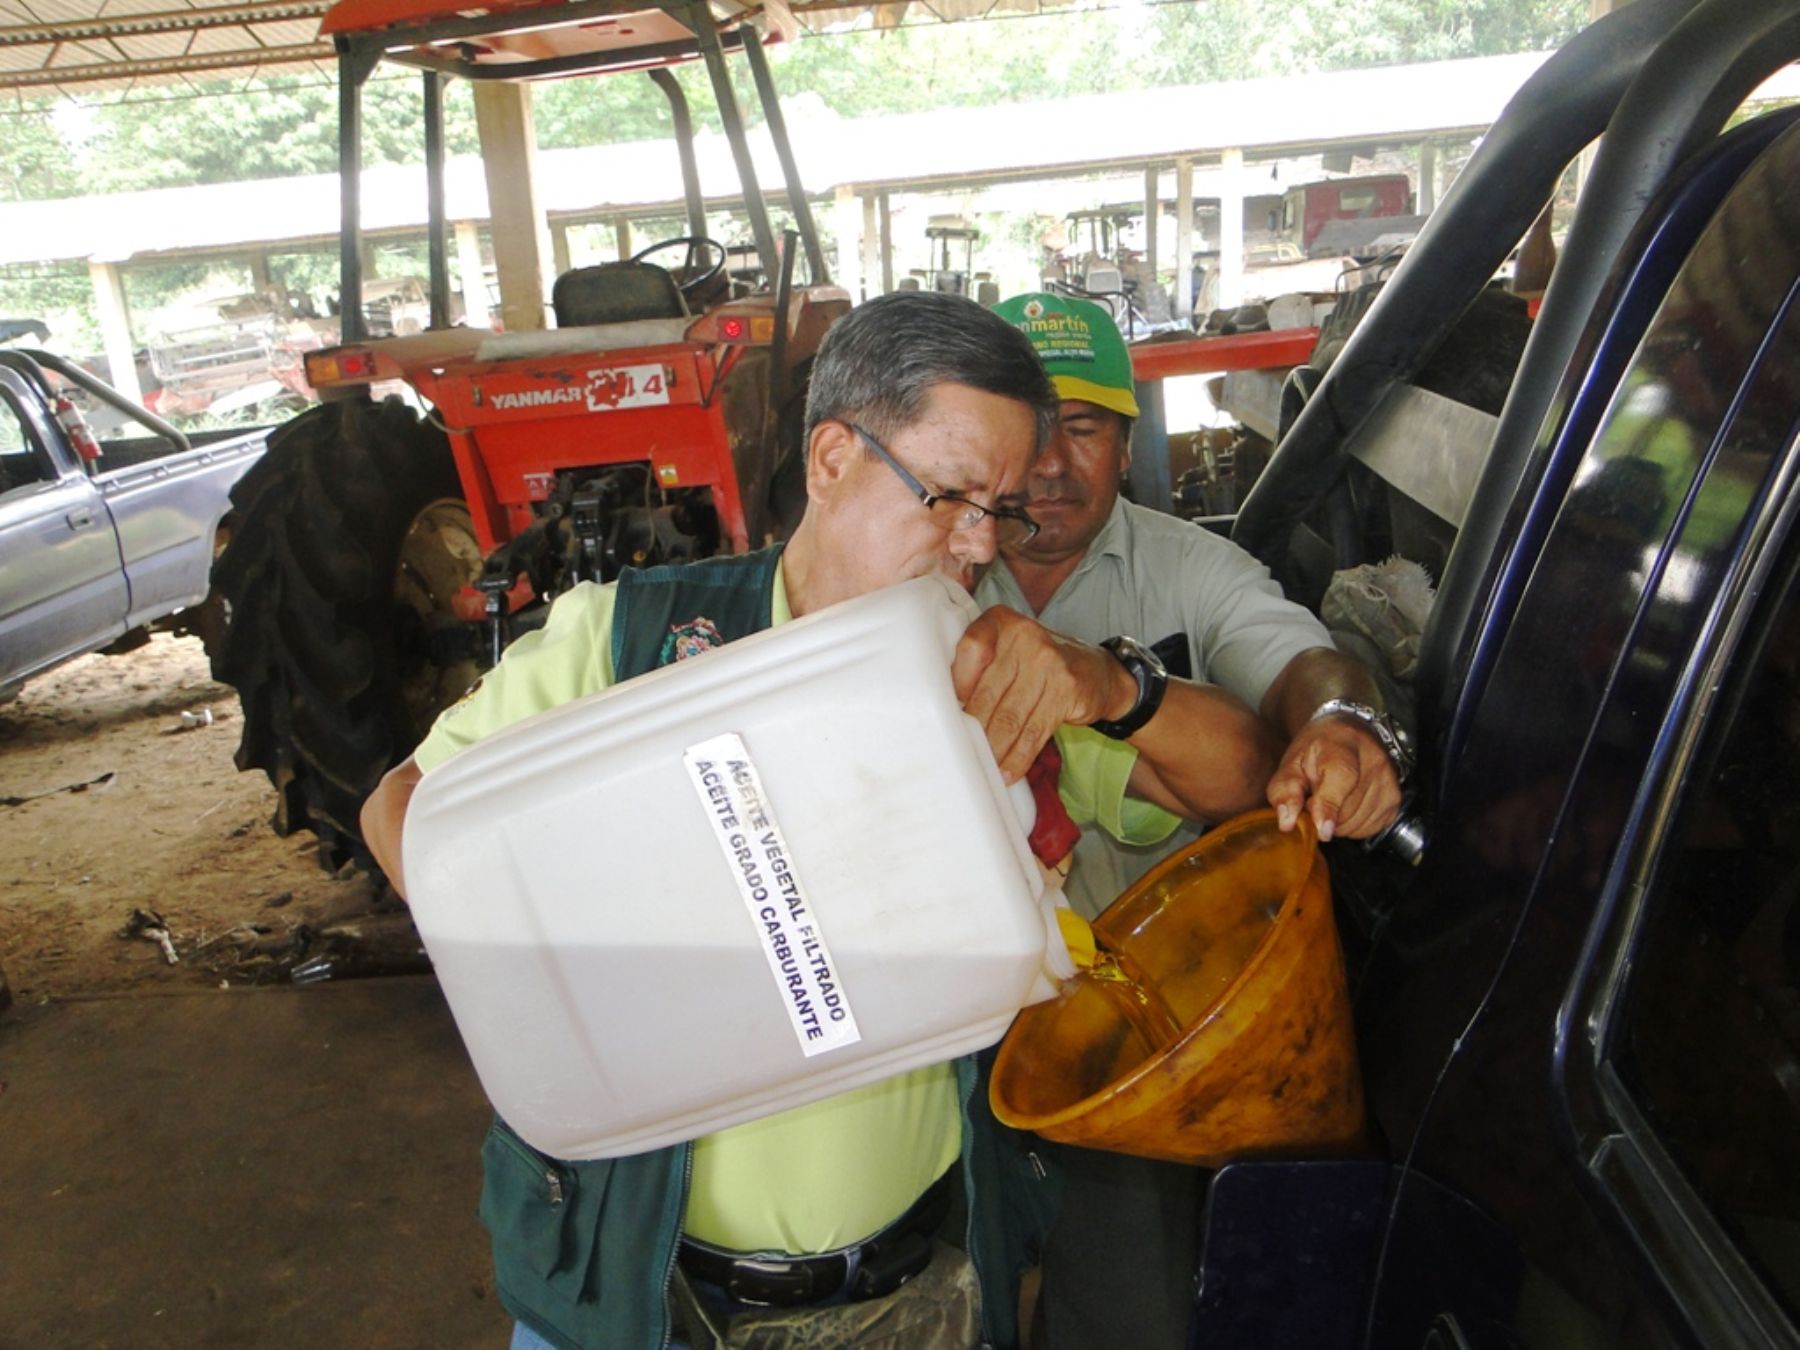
[211,396,480,870]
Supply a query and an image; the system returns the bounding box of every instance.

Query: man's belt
[677,1169,954,1308]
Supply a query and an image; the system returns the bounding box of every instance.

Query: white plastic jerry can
[403,574,1078,1160]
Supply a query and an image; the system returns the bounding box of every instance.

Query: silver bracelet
[1309,698,1415,782]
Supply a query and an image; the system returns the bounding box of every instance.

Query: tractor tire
[211,396,482,871]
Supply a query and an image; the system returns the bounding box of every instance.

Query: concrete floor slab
[0,977,510,1348]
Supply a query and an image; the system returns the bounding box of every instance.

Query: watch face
[1106,635,1166,677]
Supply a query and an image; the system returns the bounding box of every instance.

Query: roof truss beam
[0,1,331,47]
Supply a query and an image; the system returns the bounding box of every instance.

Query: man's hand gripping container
[403,575,1076,1160]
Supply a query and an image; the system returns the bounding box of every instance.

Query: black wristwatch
[1090,635,1169,740]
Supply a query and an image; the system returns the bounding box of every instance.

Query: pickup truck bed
[0,350,266,698]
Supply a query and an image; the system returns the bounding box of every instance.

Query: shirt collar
[982,497,1131,608]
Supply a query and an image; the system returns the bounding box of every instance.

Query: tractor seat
[553,262,688,328]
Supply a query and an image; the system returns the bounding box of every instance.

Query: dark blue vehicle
[1203,0,1800,1344]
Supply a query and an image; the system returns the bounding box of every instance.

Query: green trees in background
[4,0,1588,200]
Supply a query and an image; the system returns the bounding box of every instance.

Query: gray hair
[804,291,1059,452]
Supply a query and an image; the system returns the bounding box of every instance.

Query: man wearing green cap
[984,291,1406,1350]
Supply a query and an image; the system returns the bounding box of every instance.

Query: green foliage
[0,99,76,201]
[0,262,95,344]
[75,75,480,193]
[0,0,1592,203]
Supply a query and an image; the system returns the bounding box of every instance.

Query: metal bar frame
[738,31,828,283]
[686,0,777,279]
[649,68,710,242]
[336,40,382,345]
[423,70,452,329]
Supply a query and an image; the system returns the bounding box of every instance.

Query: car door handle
[66,508,94,529]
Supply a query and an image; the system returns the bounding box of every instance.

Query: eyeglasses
[846,422,1040,547]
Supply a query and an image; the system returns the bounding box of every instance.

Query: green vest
[480,547,1060,1349]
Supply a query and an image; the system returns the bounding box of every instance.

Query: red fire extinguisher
[52,394,103,463]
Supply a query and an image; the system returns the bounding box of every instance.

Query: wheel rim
[392,497,481,737]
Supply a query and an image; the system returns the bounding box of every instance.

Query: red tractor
[212,0,849,868]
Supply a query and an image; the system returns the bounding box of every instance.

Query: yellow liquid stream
[1084,947,1184,1053]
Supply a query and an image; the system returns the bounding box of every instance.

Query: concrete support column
[551,221,572,278]
[833,185,862,300]
[614,218,632,262]
[878,192,895,294]
[1419,140,1439,215]
[1143,166,1159,290]
[861,193,881,297]
[454,221,490,329]
[1218,147,1245,311]
[472,80,551,332]
[87,260,143,406]
[247,253,272,294]
[1174,157,1195,321]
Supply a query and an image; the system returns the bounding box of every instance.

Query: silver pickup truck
[0,349,266,699]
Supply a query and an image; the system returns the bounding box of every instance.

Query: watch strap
[1090,636,1169,740]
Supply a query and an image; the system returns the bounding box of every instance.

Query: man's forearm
[1261,646,1386,736]
[361,755,423,900]
[1126,680,1283,823]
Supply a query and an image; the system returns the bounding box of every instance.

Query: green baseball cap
[993,291,1140,419]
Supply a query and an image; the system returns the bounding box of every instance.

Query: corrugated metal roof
[0,0,336,97]
[0,0,1052,100]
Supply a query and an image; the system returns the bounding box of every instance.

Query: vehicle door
[89,409,251,628]
[0,366,127,689]
[1362,112,1800,1350]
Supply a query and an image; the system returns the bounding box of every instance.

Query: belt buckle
[726,1256,840,1308]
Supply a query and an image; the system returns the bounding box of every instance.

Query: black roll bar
[650,68,710,243]
[739,33,829,285]
[687,0,779,280]
[423,70,452,331]
[1230,0,1703,572]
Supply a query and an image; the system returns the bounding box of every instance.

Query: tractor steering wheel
[630,237,729,300]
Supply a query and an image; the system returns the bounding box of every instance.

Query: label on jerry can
[684,733,862,1057]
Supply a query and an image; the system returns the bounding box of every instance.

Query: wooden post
[551,221,572,278]
[1143,166,1160,294]
[861,194,880,297]
[87,261,143,405]
[1217,148,1244,311]
[472,81,550,332]
[878,192,895,294]
[834,185,862,300]
[1174,157,1195,320]
[454,221,490,329]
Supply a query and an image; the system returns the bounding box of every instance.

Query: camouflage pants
[672,1240,982,1350]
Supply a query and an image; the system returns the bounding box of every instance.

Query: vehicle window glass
[1339,190,1378,213]
[1611,547,1800,1320]
[0,389,51,494]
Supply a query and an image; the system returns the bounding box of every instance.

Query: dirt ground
[0,634,400,1004]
